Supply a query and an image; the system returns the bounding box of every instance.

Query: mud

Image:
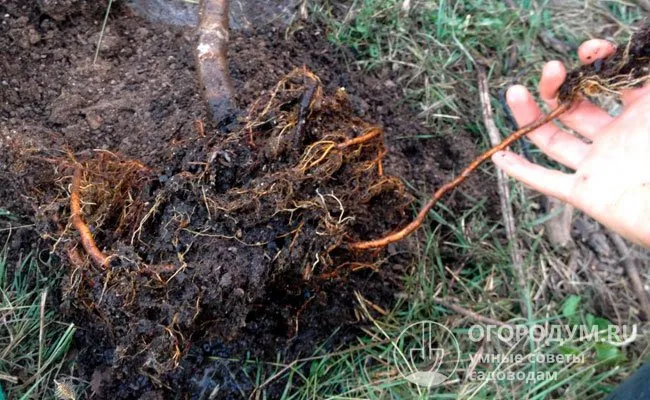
[0,1,489,398]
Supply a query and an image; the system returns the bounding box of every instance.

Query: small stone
[28,27,41,44]
[219,272,232,287]
[85,112,103,130]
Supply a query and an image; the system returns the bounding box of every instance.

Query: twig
[93,0,113,64]
[197,0,235,126]
[477,66,529,318]
[71,167,109,268]
[295,73,319,143]
[0,373,18,384]
[348,103,571,250]
[433,297,513,329]
[608,233,650,320]
[37,290,47,379]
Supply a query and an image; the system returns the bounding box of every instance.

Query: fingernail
[506,85,527,103]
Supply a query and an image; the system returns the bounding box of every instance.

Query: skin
[492,39,650,247]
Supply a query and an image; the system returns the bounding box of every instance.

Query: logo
[392,321,460,387]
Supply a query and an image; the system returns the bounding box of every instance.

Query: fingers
[577,39,616,64]
[507,85,590,169]
[533,40,615,138]
[537,61,614,138]
[538,60,567,107]
[492,150,574,202]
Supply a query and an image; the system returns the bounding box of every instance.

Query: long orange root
[70,167,109,268]
[348,104,570,250]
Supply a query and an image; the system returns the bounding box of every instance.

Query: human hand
[492,39,650,247]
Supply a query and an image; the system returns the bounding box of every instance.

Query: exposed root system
[193,67,409,267]
[47,67,412,387]
[65,153,152,266]
[60,67,410,274]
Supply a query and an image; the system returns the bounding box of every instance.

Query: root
[348,27,650,250]
[63,152,150,268]
[337,127,382,149]
[70,166,109,268]
[348,103,571,250]
[297,141,338,172]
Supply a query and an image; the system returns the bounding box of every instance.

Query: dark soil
[0,2,490,399]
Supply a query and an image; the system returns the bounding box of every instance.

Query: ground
[0,0,649,399]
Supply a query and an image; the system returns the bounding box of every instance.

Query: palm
[569,102,650,245]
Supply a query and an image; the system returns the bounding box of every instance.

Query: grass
[229,0,650,398]
[0,246,78,399]
[94,0,114,64]
[239,209,649,399]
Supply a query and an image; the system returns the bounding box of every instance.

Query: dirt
[0,1,492,399]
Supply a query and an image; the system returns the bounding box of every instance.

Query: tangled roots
[65,152,152,268]
[58,68,412,280]
[45,68,412,380]
[195,67,411,276]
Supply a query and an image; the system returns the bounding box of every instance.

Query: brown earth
[0,1,493,398]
